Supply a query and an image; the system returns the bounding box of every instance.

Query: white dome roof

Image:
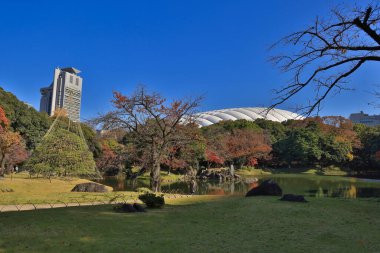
[195,107,303,127]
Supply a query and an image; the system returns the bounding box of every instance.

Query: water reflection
[97,175,380,199]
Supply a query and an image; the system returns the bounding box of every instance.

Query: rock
[119,203,137,212]
[133,203,146,212]
[245,179,282,197]
[280,194,307,203]
[71,182,111,192]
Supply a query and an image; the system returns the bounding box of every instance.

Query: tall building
[40,67,83,122]
[349,111,380,126]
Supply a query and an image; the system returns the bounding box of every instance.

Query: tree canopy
[0,87,50,150]
[25,128,97,178]
[93,87,202,191]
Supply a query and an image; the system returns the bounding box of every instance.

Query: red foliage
[247,157,258,167]
[0,107,10,130]
[375,151,380,161]
[0,129,28,173]
[95,140,127,172]
[162,146,188,169]
[222,129,272,162]
[205,148,225,165]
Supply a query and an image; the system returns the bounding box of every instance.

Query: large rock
[71,182,111,192]
[114,203,137,213]
[133,203,146,212]
[245,179,282,197]
[280,194,308,203]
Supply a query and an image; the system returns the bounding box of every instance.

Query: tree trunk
[0,156,6,177]
[150,161,161,192]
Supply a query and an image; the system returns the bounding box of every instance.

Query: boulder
[71,182,110,193]
[133,203,146,212]
[115,203,137,212]
[280,194,308,203]
[245,179,282,197]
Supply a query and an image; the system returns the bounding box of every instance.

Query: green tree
[0,87,50,150]
[353,124,380,171]
[273,128,323,166]
[274,120,354,167]
[25,128,97,178]
[254,119,286,143]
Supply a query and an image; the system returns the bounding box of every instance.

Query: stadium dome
[195,107,303,127]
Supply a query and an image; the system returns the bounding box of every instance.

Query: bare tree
[271,3,380,115]
[93,87,202,192]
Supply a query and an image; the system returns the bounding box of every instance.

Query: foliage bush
[138,192,165,208]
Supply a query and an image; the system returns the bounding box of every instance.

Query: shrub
[138,193,165,208]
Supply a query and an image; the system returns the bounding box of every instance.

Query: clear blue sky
[0,0,378,120]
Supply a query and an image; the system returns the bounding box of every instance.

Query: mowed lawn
[0,196,379,253]
[0,173,134,205]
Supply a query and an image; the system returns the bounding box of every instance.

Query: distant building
[40,67,83,122]
[349,111,380,126]
[195,107,303,127]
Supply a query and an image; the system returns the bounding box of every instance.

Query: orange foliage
[0,128,28,173]
[205,148,225,165]
[0,106,10,130]
[222,129,272,162]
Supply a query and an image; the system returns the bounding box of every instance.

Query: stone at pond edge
[280,194,308,203]
[245,179,282,197]
[71,182,111,192]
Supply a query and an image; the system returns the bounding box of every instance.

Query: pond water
[97,174,380,199]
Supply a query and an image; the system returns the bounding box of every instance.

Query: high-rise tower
[40,67,83,122]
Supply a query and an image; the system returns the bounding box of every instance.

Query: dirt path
[0,202,106,212]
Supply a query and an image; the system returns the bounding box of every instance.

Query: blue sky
[0,0,378,120]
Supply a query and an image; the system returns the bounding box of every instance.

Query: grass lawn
[0,172,136,205]
[236,168,272,176]
[0,196,379,253]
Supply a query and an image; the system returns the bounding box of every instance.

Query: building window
[70,75,73,83]
[76,78,79,86]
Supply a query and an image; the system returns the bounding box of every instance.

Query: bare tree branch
[271,3,380,115]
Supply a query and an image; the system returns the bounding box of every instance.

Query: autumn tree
[201,119,272,169]
[96,138,129,176]
[221,129,272,169]
[0,87,50,150]
[0,106,28,176]
[162,136,205,174]
[0,106,10,130]
[271,3,380,115]
[93,87,202,191]
[204,148,225,168]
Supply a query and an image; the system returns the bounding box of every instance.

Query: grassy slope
[0,196,379,253]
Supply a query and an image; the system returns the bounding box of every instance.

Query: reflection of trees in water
[97,176,380,198]
[345,185,357,199]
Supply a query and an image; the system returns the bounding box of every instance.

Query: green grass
[138,170,185,182]
[236,167,272,176]
[0,196,379,253]
[0,172,136,205]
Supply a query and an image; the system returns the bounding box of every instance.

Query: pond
[97,174,380,199]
